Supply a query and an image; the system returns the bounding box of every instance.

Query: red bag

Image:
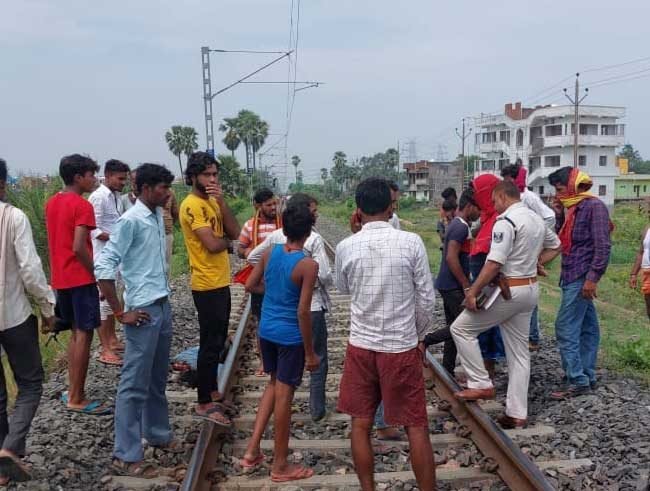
[233,263,254,285]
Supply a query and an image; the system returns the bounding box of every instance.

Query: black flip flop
[0,455,31,482]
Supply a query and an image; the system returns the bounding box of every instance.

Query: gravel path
[11,214,650,490]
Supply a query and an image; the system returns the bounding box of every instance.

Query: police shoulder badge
[493,232,504,243]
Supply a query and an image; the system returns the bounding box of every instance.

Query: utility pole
[456,118,472,190]
[564,73,589,168]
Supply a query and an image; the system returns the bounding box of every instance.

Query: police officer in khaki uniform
[450,181,561,428]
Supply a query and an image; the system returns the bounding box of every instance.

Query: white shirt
[247,228,333,312]
[642,228,650,269]
[521,189,555,229]
[336,221,435,353]
[0,205,55,330]
[88,184,124,261]
[389,212,401,230]
[487,202,561,278]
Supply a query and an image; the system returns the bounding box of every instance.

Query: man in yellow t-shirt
[179,152,240,426]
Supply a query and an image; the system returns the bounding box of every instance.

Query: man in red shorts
[335,178,436,491]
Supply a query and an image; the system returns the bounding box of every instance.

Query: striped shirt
[238,217,279,250]
[335,221,435,353]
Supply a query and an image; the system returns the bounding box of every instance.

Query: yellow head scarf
[558,169,594,208]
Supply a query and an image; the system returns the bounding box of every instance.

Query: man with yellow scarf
[548,166,611,400]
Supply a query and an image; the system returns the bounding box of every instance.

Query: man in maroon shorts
[335,178,436,490]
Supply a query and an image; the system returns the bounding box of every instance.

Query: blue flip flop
[61,392,112,415]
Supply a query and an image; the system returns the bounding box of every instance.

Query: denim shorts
[55,283,100,331]
[259,337,305,387]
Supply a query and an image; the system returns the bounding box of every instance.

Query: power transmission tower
[406,139,417,163]
[564,73,589,169]
[455,118,472,190]
[436,144,448,162]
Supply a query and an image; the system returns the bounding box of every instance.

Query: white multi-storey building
[473,102,625,205]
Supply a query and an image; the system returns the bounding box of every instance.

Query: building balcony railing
[478,141,510,155]
[541,134,625,148]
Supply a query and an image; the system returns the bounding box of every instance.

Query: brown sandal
[195,404,232,428]
[111,459,160,478]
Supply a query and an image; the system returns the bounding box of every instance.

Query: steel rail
[425,352,554,491]
[181,297,252,491]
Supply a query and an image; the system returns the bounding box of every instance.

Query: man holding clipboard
[450,181,561,429]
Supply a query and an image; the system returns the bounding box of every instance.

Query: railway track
[180,231,592,491]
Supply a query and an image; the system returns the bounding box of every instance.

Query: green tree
[165,126,185,178]
[291,155,301,184]
[320,167,329,183]
[228,109,269,172]
[216,154,246,196]
[251,120,269,171]
[331,151,348,193]
[620,144,643,166]
[219,118,241,157]
[181,126,199,164]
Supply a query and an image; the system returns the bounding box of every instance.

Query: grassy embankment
[320,199,650,381]
[6,182,252,400]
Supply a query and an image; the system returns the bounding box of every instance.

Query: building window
[545,125,563,137]
[482,160,496,171]
[539,186,545,195]
[544,155,561,168]
[498,159,509,170]
[499,130,510,145]
[601,124,619,136]
[580,124,598,135]
[599,185,606,196]
[645,185,648,193]
[599,155,607,166]
[516,129,524,147]
[578,155,587,166]
[529,157,541,172]
[482,132,496,144]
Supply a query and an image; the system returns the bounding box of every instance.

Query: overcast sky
[1,0,649,184]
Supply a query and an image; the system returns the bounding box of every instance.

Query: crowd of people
[0,148,640,487]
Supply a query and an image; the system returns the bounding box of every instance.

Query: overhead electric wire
[584,65,650,87]
[581,55,650,74]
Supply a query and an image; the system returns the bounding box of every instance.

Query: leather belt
[506,277,537,287]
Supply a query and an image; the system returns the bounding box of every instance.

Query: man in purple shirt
[548,167,611,399]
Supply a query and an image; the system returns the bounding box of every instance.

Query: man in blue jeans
[96,163,175,477]
[548,167,611,400]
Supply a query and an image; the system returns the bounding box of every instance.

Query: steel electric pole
[564,73,589,168]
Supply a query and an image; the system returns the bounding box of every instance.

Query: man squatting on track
[452,181,562,428]
[337,178,436,491]
[240,203,320,483]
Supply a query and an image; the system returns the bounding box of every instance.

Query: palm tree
[291,155,301,184]
[219,118,241,157]
[165,126,185,177]
[235,110,259,172]
[320,167,329,183]
[250,120,269,171]
[181,127,199,165]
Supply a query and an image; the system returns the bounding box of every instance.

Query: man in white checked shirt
[336,178,436,491]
